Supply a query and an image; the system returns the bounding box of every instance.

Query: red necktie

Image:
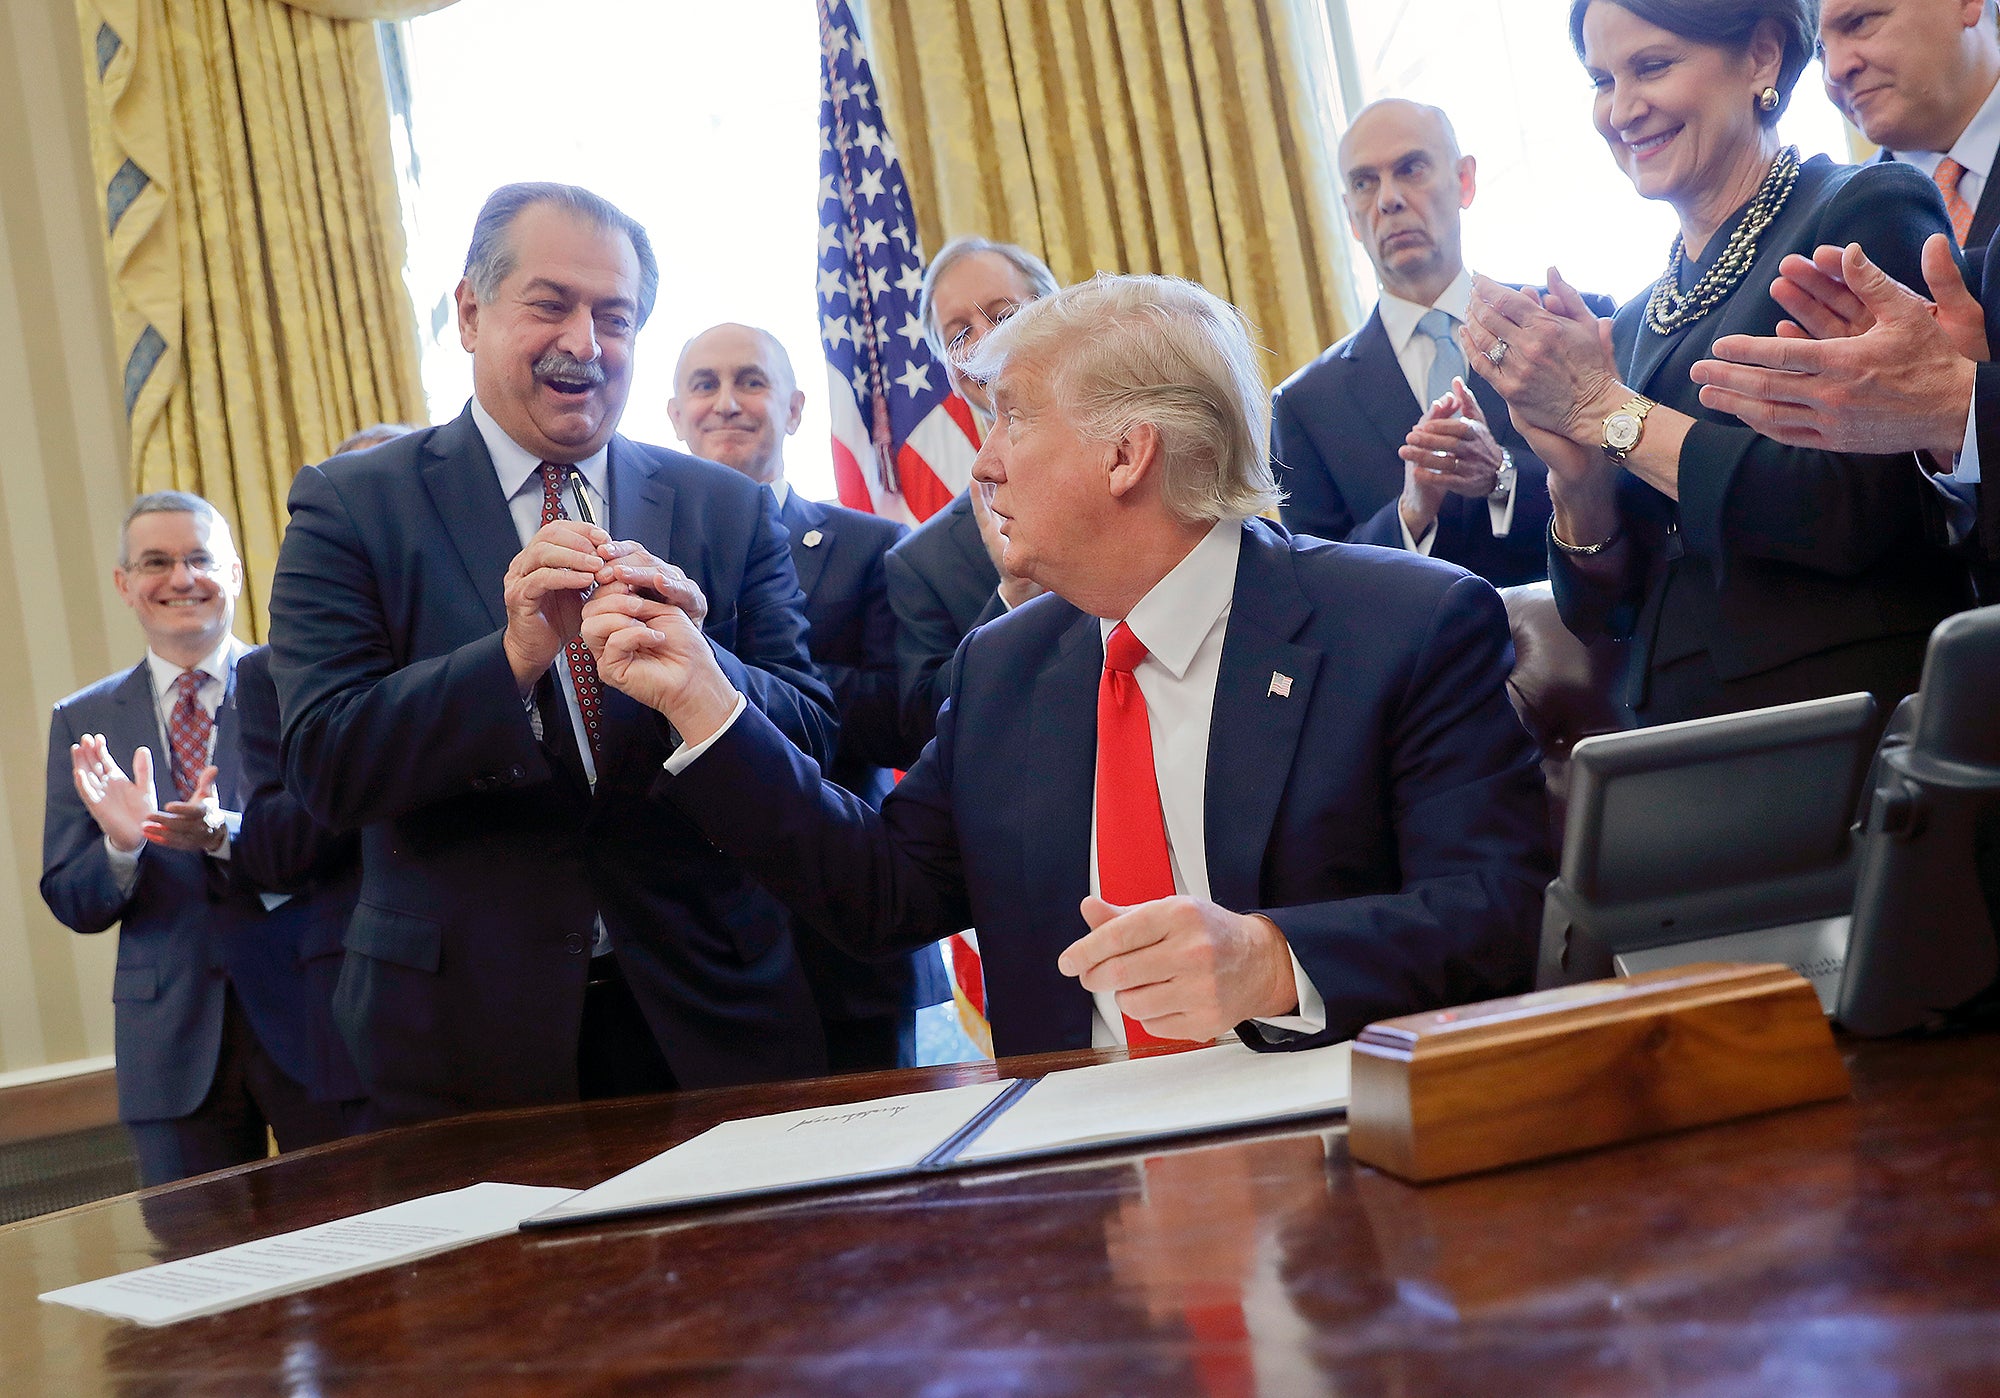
[167,669,211,801]
[1095,622,1200,1050]
[539,462,605,765]
[1936,158,1975,249]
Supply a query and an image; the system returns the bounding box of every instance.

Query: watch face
[1605,413,1642,452]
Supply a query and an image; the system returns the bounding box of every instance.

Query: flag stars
[867,266,890,299]
[816,265,848,302]
[894,361,932,397]
[896,312,927,349]
[855,122,882,156]
[856,167,886,203]
[890,221,912,251]
[816,223,842,258]
[858,218,888,253]
[894,264,926,298]
[822,314,854,349]
[818,173,838,206]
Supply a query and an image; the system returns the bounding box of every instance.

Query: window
[391,0,838,499]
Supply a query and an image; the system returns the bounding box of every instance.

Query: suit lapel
[1341,311,1423,509]
[418,409,521,632]
[109,661,164,771]
[1971,136,2000,250]
[1203,524,1323,912]
[1020,607,1101,1049]
[782,492,833,598]
[209,641,247,810]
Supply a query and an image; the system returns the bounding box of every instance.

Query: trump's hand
[71,734,156,854]
[502,519,612,692]
[1691,237,1983,459]
[581,589,741,747]
[595,540,708,623]
[144,766,228,853]
[1057,895,1298,1043]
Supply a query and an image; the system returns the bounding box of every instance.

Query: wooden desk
[5,1034,1999,1396]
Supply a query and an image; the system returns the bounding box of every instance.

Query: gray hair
[963,273,1282,525]
[463,182,659,327]
[120,491,232,566]
[331,422,421,456]
[918,236,1060,362]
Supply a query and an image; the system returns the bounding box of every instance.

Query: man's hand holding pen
[582,577,740,750]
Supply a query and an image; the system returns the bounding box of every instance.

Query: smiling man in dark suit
[1822,0,2000,251]
[668,321,946,1070]
[1273,100,1612,586]
[42,493,358,1183]
[267,184,838,1127]
[583,273,1550,1056]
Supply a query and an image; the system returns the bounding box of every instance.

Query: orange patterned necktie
[1936,158,1975,248]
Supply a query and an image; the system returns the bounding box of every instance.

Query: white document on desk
[40,1181,576,1327]
[529,1079,1019,1226]
[957,1040,1351,1163]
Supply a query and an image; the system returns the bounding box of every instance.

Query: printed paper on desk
[529,1079,1017,1226]
[41,1181,577,1327]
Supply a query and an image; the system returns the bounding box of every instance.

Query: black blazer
[1877,141,2000,251]
[883,487,1003,747]
[1271,286,1613,587]
[267,407,839,1124]
[667,521,1551,1058]
[1554,156,1965,715]
[1972,223,2000,566]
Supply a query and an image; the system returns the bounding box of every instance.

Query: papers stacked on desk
[524,1039,1351,1229]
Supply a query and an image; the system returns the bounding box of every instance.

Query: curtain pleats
[867,0,1358,386]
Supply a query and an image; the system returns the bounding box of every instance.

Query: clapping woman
[1466,0,1963,726]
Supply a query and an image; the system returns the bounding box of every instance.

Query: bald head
[668,323,806,485]
[1339,99,1477,307]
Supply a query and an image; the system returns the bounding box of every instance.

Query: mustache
[533,350,607,386]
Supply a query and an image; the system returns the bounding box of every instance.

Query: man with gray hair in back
[581,273,1551,1056]
[887,235,1062,748]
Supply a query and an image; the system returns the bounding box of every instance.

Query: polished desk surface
[5,1033,1999,1396]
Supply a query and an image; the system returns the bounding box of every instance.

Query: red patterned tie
[1936,158,1975,248]
[539,462,605,765]
[1096,622,1201,1050]
[167,669,212,802]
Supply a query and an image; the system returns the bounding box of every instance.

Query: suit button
[564,934,586,954]
[508,765,525,781]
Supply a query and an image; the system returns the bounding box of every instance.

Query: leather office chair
[1498,582,1630,855]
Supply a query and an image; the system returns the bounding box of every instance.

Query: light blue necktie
[1417,308,1465,406]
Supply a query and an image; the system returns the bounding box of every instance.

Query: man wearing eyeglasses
[888,236,1059,748]
[40,492,359,1184]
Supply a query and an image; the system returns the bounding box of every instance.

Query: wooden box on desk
[1347,963,1849,1183]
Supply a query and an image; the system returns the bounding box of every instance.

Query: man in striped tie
[583,274,1551,1057]
[1822,0,2000,251]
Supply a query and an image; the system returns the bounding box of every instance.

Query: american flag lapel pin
[1268,672,1293,698]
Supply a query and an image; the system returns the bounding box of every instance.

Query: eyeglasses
[945,300,1023,365]
[124,552,226,578]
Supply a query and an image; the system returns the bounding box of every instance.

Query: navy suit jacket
[667,520,1551,1057]
[1878,142,2000,252]
[777,489,948,1017]
[884,488,1003,747]
[40,644,357,1122]
[1271,288,1613,587]
[267,407,839,1123]
[1971,224,2000,568]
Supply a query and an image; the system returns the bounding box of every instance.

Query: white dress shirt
[1376,267,1518,551]
[105,636,244,892]
[671,518,1329,1047]
[470,397,610,787]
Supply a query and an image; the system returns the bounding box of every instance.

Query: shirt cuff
[661,693,748,775]
[1954,392,1982,484]
[207,809,241,861]
[103,835,142,896]
[1398,512,1438,556]
[1488,455,1518,537]
[1250,947,1328,1036]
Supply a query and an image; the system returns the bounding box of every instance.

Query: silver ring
[1486,339,1509,366]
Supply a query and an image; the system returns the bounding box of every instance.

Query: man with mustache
[268,183,838,1127]
[1272,100,1611,586]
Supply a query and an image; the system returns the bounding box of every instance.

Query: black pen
[566,468,596,527]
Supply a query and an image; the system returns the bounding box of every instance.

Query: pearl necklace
[1644,145,1802,337]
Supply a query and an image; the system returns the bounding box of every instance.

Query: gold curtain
[72,0,432,638]
[864,0,1358,386]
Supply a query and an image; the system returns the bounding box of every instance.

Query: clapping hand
[71,734,157,855]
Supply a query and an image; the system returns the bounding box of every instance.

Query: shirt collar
[146,634,237,695]
[1101,519,1242,680]
[1890,73,2000,180]
[768,478,791,509]
[1377,265,1475,357]
[469,396,611,514]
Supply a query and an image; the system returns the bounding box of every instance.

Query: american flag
[815,0,981,527]
[816,0,989,1055]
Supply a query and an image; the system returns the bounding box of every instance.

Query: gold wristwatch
[1600,395,1656,462]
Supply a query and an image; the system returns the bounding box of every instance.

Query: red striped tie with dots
[166,669,211,801]
[539,462,605,765]
[1095,621,1202,1051]
[1936,158,1975,249]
